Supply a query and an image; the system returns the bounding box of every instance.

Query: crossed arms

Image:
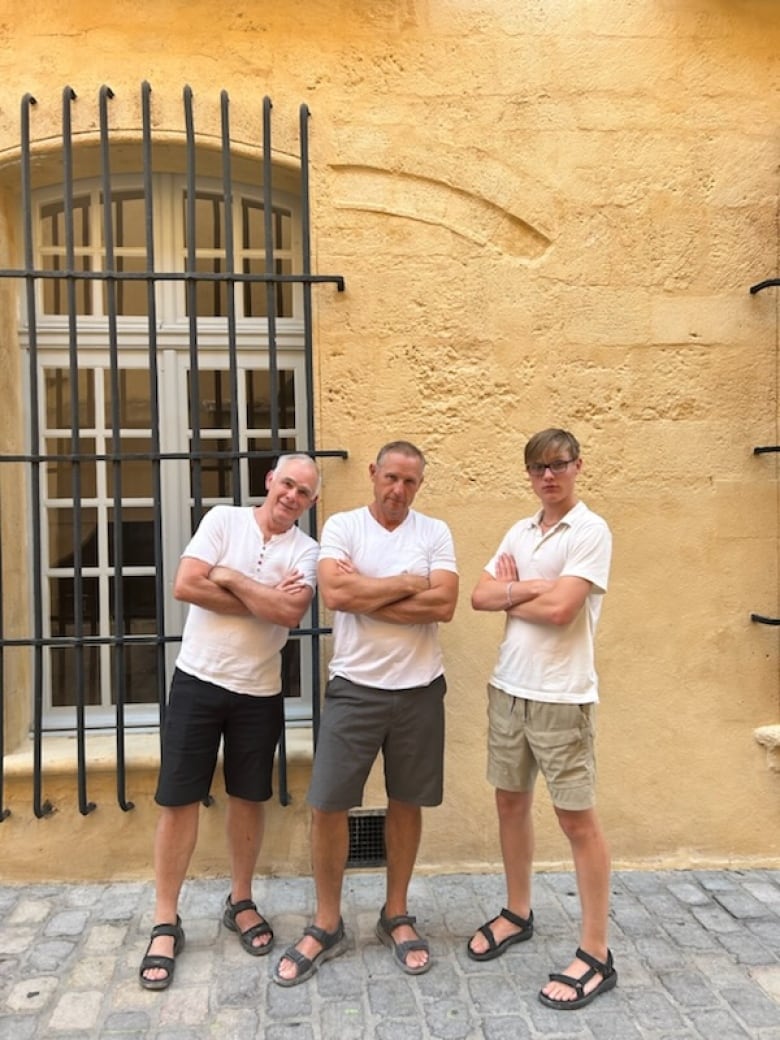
[174,556,314,630]
[471,552,591,627]
[318,557,458,624]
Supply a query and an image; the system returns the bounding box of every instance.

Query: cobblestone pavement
[1,869,779,1039]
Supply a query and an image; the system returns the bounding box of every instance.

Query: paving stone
[44,910,90,939]
[712,886,768,919]
[46,989,103,1031]
[0,1015,38,1040]
[5,974,59,1012]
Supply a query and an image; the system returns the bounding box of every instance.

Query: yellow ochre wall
[0,0,779,881]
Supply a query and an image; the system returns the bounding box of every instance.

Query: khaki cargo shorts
[486,683,596,811]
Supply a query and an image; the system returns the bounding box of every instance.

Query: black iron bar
[184,86,204,529]
[62,86,95,817]
[262,97,280,454]
[100,84,134,813]
[20,92,53,820]
[220,91,242,505]
[750,278,780,294]
[140,82,170,744]
[750,614,780,625]
[0,268,344,288]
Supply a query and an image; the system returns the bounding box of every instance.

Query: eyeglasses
[526,459,577,476]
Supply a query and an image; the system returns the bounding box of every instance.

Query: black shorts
[155,668,284,806]
[307,674,446,812]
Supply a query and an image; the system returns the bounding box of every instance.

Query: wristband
[506,581,513,608]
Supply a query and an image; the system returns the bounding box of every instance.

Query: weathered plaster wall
[0,0,778,879]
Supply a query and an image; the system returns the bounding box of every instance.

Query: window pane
[192,436,235,499]
[242,200,292,251]
[106,438,155,499]
[42,254,93,315]
[104,192,146,250]
[45,368,95,429]
[49,574,100,629]
[45,438,97,500]
[41,197,90,249]
[104,370,152,429]
[185,192,225,250]
[242,257,292,318]
[102,255,149,316]
[107,513,156,568]
[189,370,235,430]
[50,646,101,707]
[190,256,228,317]
[246,369,296,429]
[111,643,159,705]
[48,507,99,569]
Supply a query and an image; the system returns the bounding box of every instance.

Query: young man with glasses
[466,428,616,1011]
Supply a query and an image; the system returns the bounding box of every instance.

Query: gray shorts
[486,683,597,811]
[307,674,446,811]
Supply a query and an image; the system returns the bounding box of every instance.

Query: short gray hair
[272,453,322,496]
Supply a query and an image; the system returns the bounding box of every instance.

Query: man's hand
[495,552,519,582]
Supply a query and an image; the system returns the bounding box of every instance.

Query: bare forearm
[174,574,250,616]
[211,568,312,628]
[321,572,429,614]
[472,578,553,612]
[372,588,456,624]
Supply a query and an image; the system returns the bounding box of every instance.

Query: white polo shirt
[487,500,611,704]
[319,506,458,689]
[175,505,318,697]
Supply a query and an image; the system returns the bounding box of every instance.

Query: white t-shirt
[319,506,458,689]
[175,505,318,697]
[487,501,611,704]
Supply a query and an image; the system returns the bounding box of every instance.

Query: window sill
[3,727,314,778]
[754,725,780,771]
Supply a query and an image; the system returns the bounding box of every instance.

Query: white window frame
[21,171,314,730]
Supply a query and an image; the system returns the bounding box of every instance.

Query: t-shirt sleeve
[179,506,227,567]
[429,520,459,574]
[318,512,351,562]
[561,521,612,594]
[294,538,320,589]
[484,526,517,578]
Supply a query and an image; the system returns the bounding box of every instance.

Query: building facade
[0,0,778,881]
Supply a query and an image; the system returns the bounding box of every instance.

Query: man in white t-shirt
[139,454,320,991]
[466,429,617,1012]
[274,441,459,986]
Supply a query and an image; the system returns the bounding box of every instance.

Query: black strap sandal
[539,946,618,1010]
[467,907,534,961]
[138,916,185,991]
[222,895,274,956]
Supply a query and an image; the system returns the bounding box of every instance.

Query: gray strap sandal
[376,906,431,975]
[272,919,347,987]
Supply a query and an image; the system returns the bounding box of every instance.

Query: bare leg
[275,807,349,981]
[469,788,534,955]
[141,802,199,983]
[541,807,611,1003]
[383,798,427,970]
[226,796,271,950]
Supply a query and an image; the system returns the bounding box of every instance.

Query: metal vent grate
[347,808,387,868]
